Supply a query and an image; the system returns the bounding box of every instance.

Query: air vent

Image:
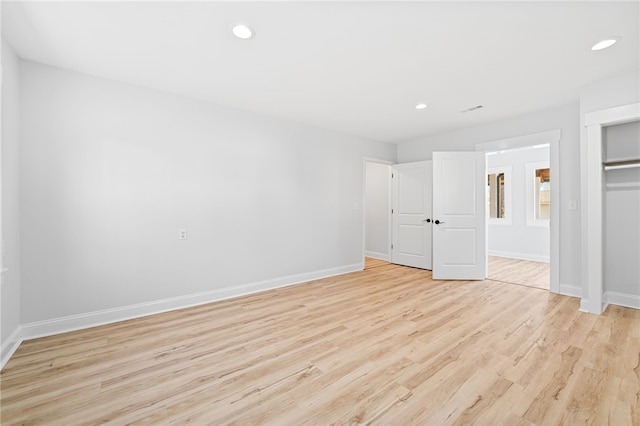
[461,105,484,113]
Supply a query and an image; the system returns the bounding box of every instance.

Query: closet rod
[606,182,640,189]
[603,159,640,171]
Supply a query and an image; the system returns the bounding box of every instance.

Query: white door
[391,161,432,269]
[432,152,486,280]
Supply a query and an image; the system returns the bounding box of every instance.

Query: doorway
[583,103,640,314]
[363,159,392,270]
[476,130,560,293]
[485,144,551,290]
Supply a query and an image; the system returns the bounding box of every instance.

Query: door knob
[423,218,431,223]
[434,219,445,225]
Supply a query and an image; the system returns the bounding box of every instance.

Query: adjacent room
[485,144,551,290]
[1,1,639,424]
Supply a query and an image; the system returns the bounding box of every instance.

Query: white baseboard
[579,292,639,315]
[559,283,582,299]
[20,263,362,342]
[579,298,612,315]
[488,250,549,263]
[579,298,590,313]
[604,291,640,310]
[364,251,389,261]
[1,326,23,370]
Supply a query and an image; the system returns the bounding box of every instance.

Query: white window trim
[526,161,550,227]
[487,166,512,225]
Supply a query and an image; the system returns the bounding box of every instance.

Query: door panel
[391,161,432,269]
[433,152,486,279]
[441,158,477,215]
[440,228,476,265]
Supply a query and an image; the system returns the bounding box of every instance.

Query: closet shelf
[603,159,640,171]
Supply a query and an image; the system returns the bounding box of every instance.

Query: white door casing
[583,103,640,314]
[391,161,432,269]
[432,152,487,280]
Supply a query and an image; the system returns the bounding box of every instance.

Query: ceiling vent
[461,105,484,113]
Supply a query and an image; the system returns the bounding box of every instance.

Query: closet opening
[602,121,640,309]
[583,102,640,314]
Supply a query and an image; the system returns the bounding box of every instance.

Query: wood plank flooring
[2,262,639,425]
[488,256,550,290]
[365,257,389,269]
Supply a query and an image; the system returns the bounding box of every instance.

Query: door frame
[475,129,561,294]
[362,157,393,268]
[582,103,640,314]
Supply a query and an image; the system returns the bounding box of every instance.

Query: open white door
[432,152,486,280]
[391,161,432,269]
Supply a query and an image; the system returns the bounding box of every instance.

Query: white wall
[1,37,22,364]
[580,71,640,116]
[579,70,640,305]
[487,146,550,261]
[604,121,640,161]
[398,103,580,292]
[365,161,390,259]
[19,60,396,329]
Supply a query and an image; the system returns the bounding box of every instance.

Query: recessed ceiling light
[591,37,620,51]
[232,24,255,40]
[415,103,428,110]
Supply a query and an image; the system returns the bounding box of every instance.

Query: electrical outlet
[179,229,187,240]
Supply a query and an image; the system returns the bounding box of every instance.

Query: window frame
[486,166,512,225]
[525,161,550,227]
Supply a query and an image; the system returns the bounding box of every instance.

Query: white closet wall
[603,121,640,303]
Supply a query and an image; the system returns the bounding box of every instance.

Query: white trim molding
[476,129,560,152]
[582,102,640,314]
[364,251,389,261]
[559,283,583,299]
[20,263,362,342]
[604,291,640,310]
[1,326,23,370]
[579,299,591,313]
[578,298,610,314]
[585,103,640,127]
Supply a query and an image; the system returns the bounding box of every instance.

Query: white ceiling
[2,1,639,143]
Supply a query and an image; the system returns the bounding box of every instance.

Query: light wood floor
[365,256,389,269]
[489,256,550,290]
[2,263,639,425]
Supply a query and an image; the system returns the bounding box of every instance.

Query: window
[487,173,505,218]
[535,168,550,220]
[526,161,550,226]
[486,166,512,223]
